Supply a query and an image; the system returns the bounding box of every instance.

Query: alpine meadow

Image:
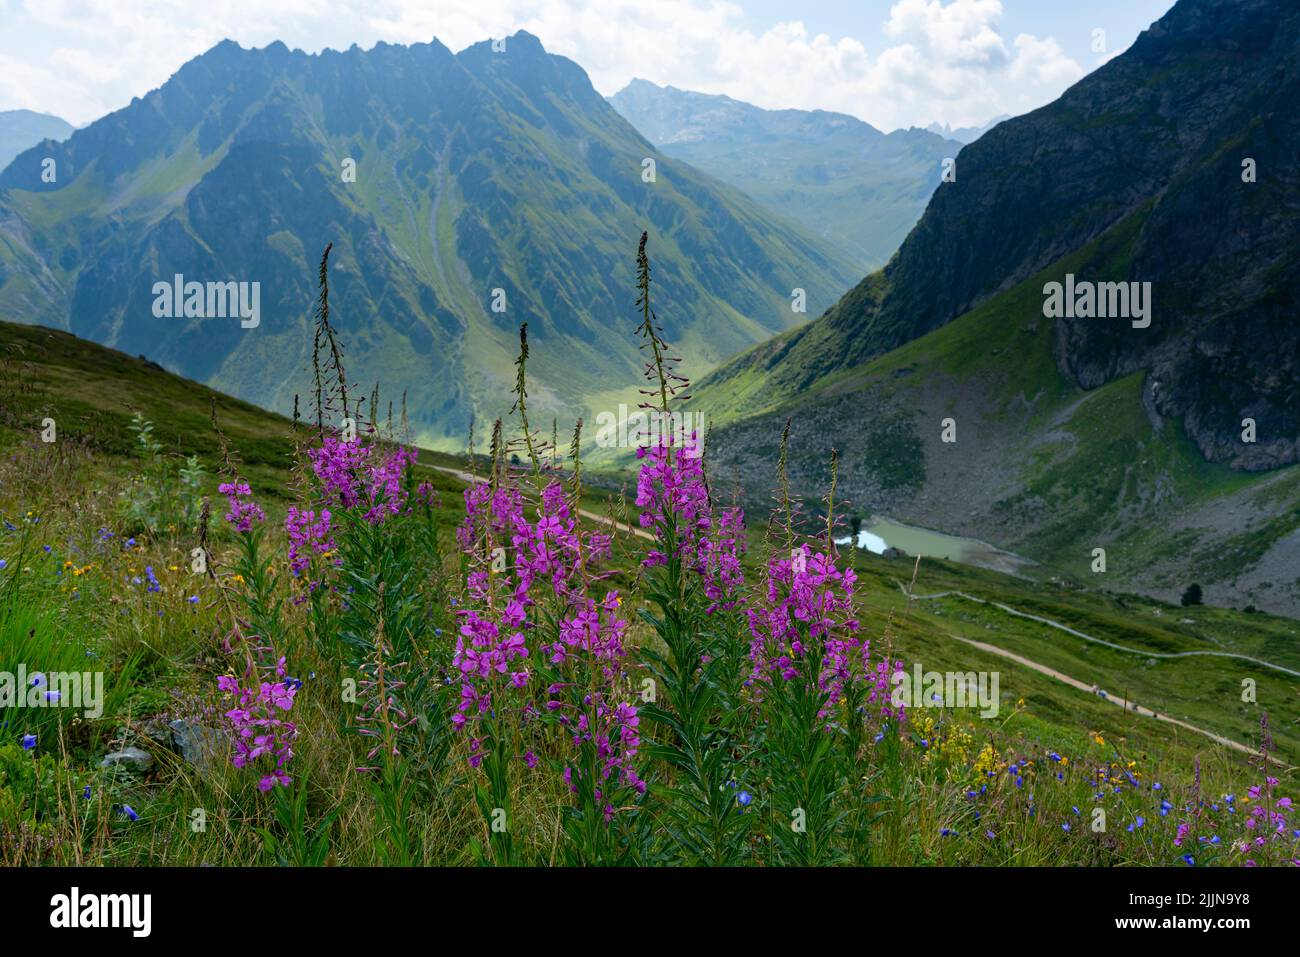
[0,0,1297,929]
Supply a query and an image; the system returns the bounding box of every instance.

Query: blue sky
[0,0,1177,130]
[739,0,1176,70]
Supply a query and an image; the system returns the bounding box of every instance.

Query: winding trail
[900,585,1300,678]
[946,633,1266,757]
[895,582,1290,760]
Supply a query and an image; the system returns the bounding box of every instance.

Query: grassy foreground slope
[0,319,1295,867]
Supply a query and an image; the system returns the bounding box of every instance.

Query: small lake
[835,518,1036,576]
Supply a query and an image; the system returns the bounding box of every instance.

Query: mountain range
[698,0,1300,614]
[1,0,1295,614]
[0,33,859,448]
[925,115,1009,144]
[610,80,959,270]
[0,109,74,172]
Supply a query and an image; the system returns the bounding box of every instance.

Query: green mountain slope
[705,211,1300,615]
[696,0,1300,614]
[702,0,1299,472]
[0,33,859,450]
[610,79,960,271]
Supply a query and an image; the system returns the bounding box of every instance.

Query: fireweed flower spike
[624,235,760,865]
[218,481,265,532]
[216,663,299,791]
[307,437,417,522]
[285,506,337,577]
[448,435,536,864]
[746,543,901,724]
[452,347,644,863]
[737,436,905,864]
[635,433,746,613]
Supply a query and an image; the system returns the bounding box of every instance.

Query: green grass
[1,319,1295,867]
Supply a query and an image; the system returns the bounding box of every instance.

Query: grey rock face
[717,0,1299,471]
[99,747,154,771]
[169,719,226,773]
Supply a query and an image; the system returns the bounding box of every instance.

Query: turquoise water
[835,518,1035,575]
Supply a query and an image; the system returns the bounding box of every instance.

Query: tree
[1180,583,1203,607]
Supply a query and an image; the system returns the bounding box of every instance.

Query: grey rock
[99,747,153,771]
[169,719,225,773]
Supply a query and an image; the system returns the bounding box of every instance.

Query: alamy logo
[593,404,706,458]
[0,667,103,718]
[890,664,1000,718]
[49,887,151,937]
[152,274,261,328]
[1042,273,1151,329]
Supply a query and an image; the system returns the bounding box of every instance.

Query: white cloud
[51,47,126,86]
[0,0,1087,132]
[1008,33,1085,88]
[884,0,1008,67]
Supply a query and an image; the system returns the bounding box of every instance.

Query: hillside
[2,316,1296,874]
[610,80,959,270]
[702,0,1298,471]
[703,242,1300,616]
[0,33,859,450]
[696,0,1300,614]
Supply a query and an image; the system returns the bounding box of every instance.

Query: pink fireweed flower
[454,470,643,808]
[363,446,418,522]
[457,482,528,554]
[635,434,710,563]
[635,433,747,611]
[216,666,298,791]
[308,437,370,507]
[285,506,337,576]
[510,482,585,598]
[547,687,645,798]
[309,438,417,523]
[458,479,611,605]
[746,543,903,725]
[454,610,529,680]
[219,481,265,532]
[547,591,628,680]
[450,607,531,735]
[698,505,747,612]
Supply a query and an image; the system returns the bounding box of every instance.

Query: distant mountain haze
[0,110,74,172]
[610,79,961,270]
[925,116,1010,144]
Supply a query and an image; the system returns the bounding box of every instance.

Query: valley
[0,0,1295,880]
